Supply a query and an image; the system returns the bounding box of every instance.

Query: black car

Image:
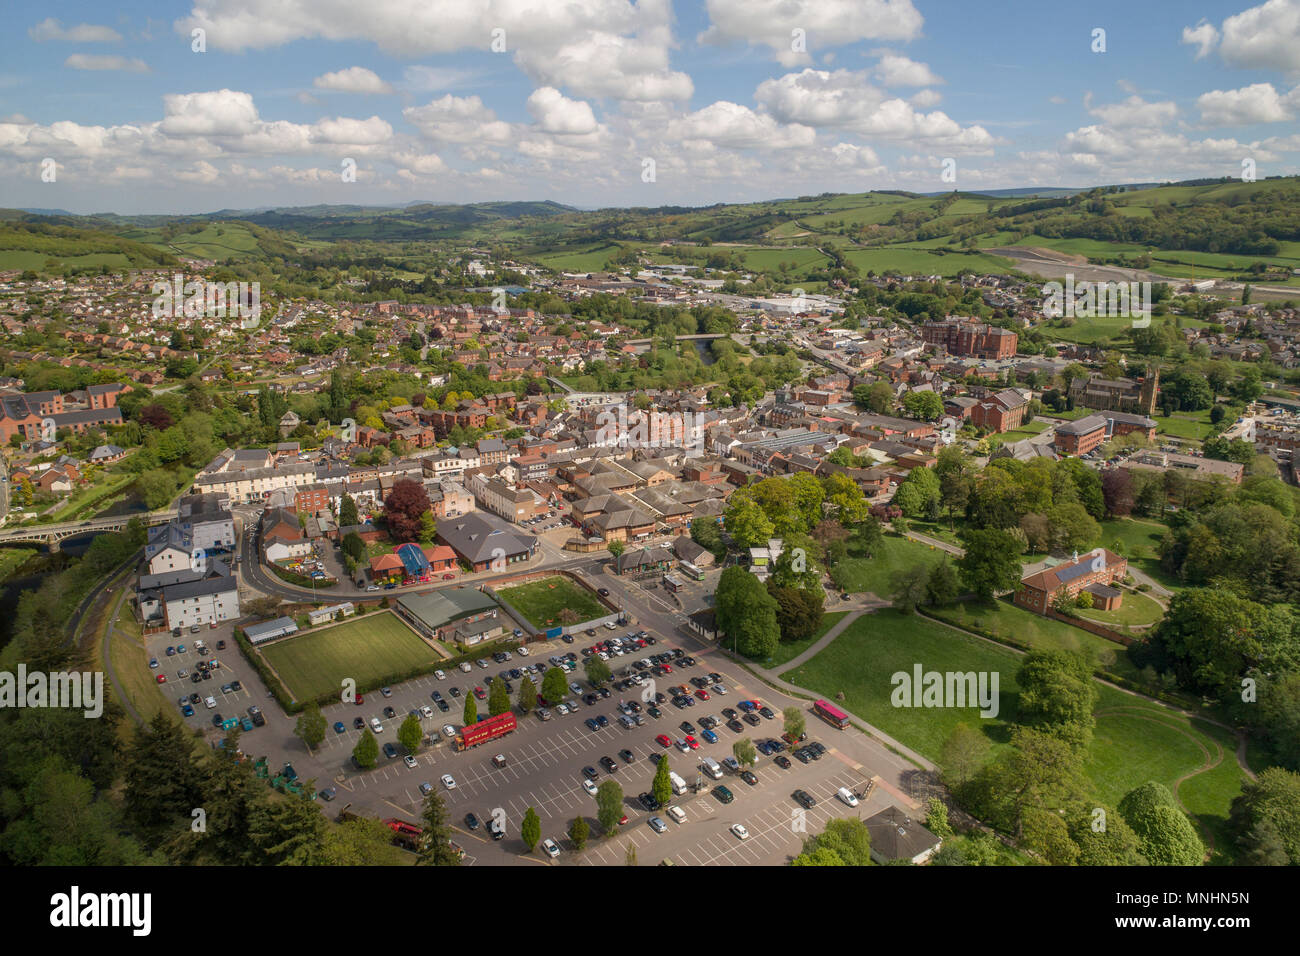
[712,785,735,805]
[681,656,696,667]
[595,714,609,728]
[699,716,717,730]
[619,748,635,763]
[727,719,744,733]
[465,812,481,830]
[449,686,461,698]
[808,741,827,756]
[793,789,817,809]
[216,640,226,650]
[793,748,811,764]
[229,680,242,692]
[598,588,610,597]
[721,708,738,720]
[707,672,723,684]
[584,693,599,706]
[353,717,365,729]
[582,765,599,780]
[637,792,661,812]
[189,692,201,704]
[740,770,759,786]
[436,699,450,713]
[649,753,664,765]
[759,706,775,720]
[599,756,618,774]
[431,691,444,702]
[382,743,398,758]
[383,706,396,719]
[190,673,202,684]
[774,755,792,769]
[646,705,662,719]
[743,712,762,727]
[598,687,611,699]
[680,721,696,735]
[211,714,223,727]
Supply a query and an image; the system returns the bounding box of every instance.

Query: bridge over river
[0,510,176,551]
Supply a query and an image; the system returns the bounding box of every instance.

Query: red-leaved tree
[384,479,432,543]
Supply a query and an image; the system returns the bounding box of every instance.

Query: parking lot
[141,558,921,865]
[149,624,260,732]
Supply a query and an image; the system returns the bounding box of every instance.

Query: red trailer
[454,712,517,751]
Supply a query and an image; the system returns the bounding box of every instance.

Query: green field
[928,597,1142,683]
[760,610,849,670]
[258,613,440,701]
[830,534,947,597]
[1097,517,1180,590]
[496,575,607,630]
[783,609,1023,760]
[784,609,1245,860]
[1154,411,1215,442]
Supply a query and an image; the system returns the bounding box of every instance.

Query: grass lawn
[496,575,607,630]
[1155,411,1215,443]
[782,609,1023,762]
[1097,517,1181,590]
[1087,686,1246,864]
[760,610,849,670]
[830,534,947,597]
[1075,589,1166,628]
[987,420,1051,447]
[259,612,440,702]
[106,626,168,731]
[783,609,1245,859]
[928,597,1142,683]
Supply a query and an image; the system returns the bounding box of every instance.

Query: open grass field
[830,533,948,597]
[784,608,1245,860]
[1097,517,1180,590]
[105,624,169,731]
[258,612,440,701]
[1154,411,1215,442]
[928,597,1142,683]
[841,246,1017,277]
[496,575,607,630]
[987,419,1051,446]
[760,610,848,671]
[1087,687,1246,864]
[782,609,1023,761]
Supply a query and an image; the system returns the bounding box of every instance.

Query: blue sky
[1,0,1298,214]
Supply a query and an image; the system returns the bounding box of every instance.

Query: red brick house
[1015,549,1127,614]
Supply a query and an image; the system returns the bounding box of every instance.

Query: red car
[685,735,699,750]
[655,734,672,747]
[619,814,628,826]
[660,663,672,674]
[442,573,455,580]
[355,693,365,706]
[155,674,167,684]
[696,689,711,701]
[473,686,487,700]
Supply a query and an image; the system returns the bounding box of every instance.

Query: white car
[441,774,457,790]
[403,755,418,769]
[442,724,457,738]
[366,585,380,592]
[421,705,434,719]
[459,662,473,673]
[582,778,598,796]
[204,695,217,709]
[370,717,383,734]
[604,621,618,630]
[731,823,750,840]
[712,684,728,695]
[517,646,530,656]
[435,669,446,680]
[541,838,560,858]
[556,703,570,715]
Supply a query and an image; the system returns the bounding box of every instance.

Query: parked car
[333,721,346,734]
[541,838,561,858]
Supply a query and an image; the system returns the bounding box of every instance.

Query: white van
[836,786,859,808]
[666,805,687,824]
[700,757,723,780]
[669,771,687,795]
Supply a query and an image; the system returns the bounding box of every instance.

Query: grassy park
[496,575,607,630]
[829,534,948,597]
[258,612,440,701]
[782,608,1247,861]
[760,610,849,671]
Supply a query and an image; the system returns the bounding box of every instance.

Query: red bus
[813,699,849,730]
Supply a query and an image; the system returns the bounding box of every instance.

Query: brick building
[921,318,1018,359]
[1015,549,1128,614]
